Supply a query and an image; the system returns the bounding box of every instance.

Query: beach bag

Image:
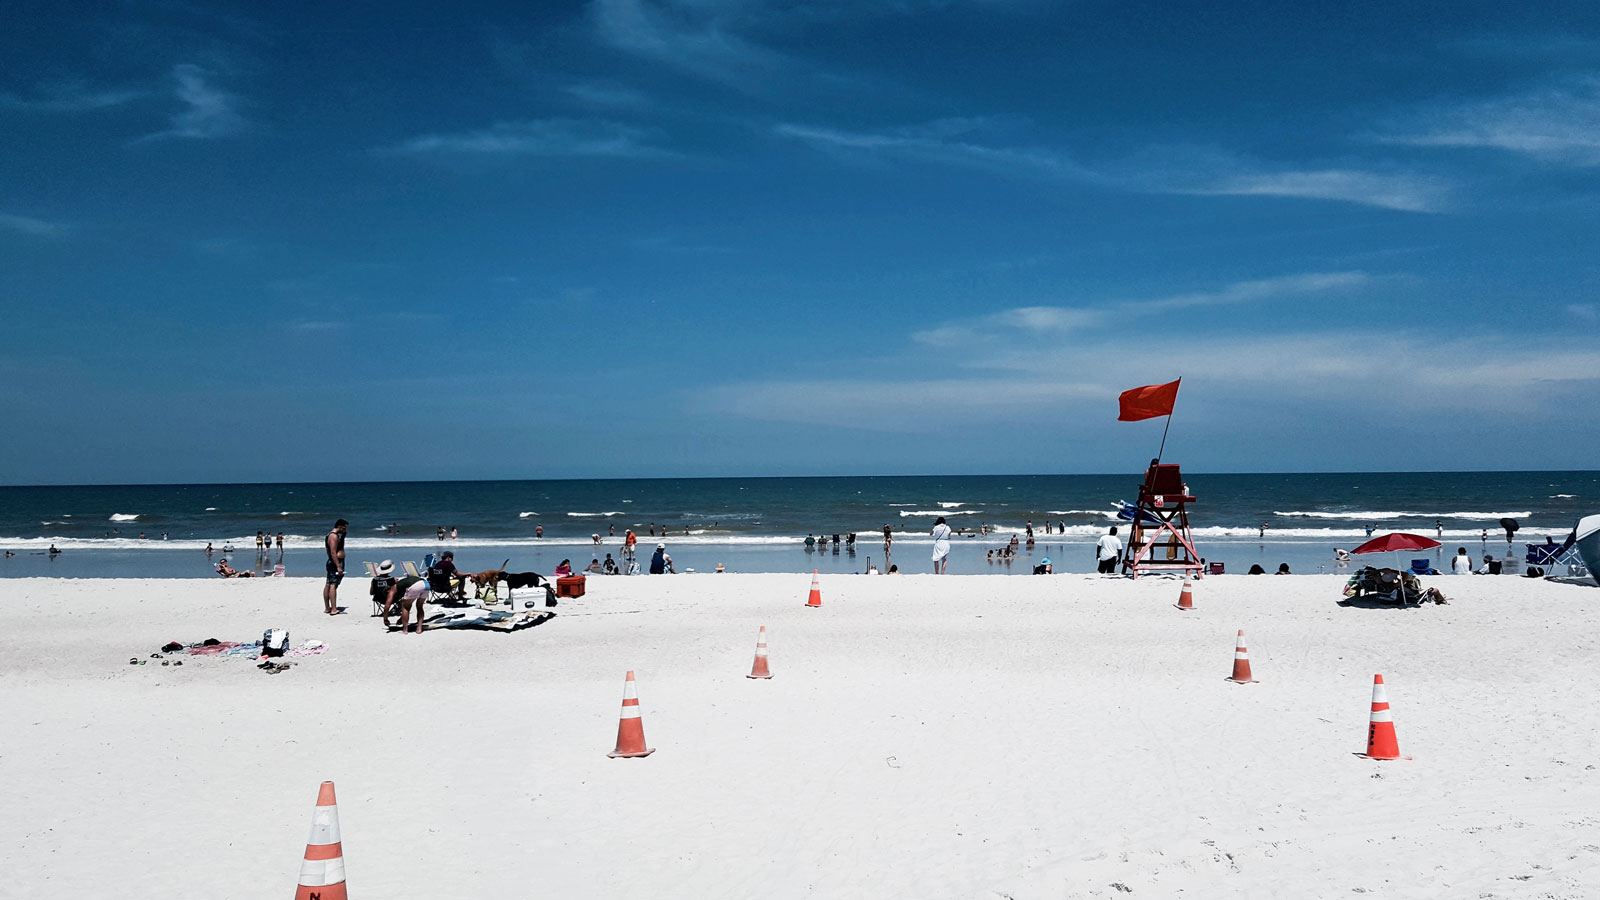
[262,628,290,657]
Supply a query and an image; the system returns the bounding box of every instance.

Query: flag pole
[1154,376,1180,464]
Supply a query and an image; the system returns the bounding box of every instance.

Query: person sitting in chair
[428,550,468,601]
[553,558,573,577]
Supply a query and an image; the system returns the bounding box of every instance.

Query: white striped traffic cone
[294,781,347,900]
[747,626,772,679]
[608,670,656,758]
[1356,674,1410,760]
[1225,629,1257,683]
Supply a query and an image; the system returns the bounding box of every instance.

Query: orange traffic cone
[294,781,347,900]
[747,625,772,679]
[1225,629,1257,683]
[1174,580,1195,611]
[1356,674,1410,760]
[805,570,822,608]
[608,670,656,758]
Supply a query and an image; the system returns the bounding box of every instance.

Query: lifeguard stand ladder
[1122,463,1202,579]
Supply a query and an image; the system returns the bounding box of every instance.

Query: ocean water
[1,471,1594,578]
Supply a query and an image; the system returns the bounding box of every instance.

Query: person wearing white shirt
[930,516,952,574]
[1095,526,1123,574]
[1451,548,1473,574]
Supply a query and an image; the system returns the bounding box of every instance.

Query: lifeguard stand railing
[1122,463,1202,579]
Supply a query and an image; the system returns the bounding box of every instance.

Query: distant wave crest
[110,513,140,522]
[899,509,981,517]
[567,511,624,517]
[518,512,539,518]
[1274,510,1531,520]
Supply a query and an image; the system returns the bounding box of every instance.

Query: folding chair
[426,565,462,605]
[1409,558,1437,576]
[369,575,395,616]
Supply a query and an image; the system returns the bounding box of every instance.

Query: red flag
[1118,378,1181,421]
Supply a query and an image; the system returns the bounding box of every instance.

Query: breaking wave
[109,513,140,522]
[567,511,625,517]
[1273,510,1531,521]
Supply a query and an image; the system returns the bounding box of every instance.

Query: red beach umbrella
[1352,532,1442,573]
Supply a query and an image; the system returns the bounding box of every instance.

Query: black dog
[502,571,557,607]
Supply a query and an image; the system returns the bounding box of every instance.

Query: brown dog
[468,559,512,591]
[468,569,504,589]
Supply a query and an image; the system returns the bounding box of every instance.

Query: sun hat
[378,559,395,576]
[1041,557,1051,565]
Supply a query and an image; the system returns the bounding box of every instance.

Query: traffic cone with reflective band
[1225,629,1257,683]
[747,626,772,679]
[1174,581,1195,611]
[608,670,656,758]
[805,571,822,608]
[1356,674,1410,760]
[294,781,347,900]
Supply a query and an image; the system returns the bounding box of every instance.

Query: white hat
[377,559,395,576]
[657,543,666,550]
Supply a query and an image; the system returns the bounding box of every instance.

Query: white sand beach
[4,572,1599,899]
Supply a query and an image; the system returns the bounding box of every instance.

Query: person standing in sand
[931,516,952,574]
[1095,526,1122,575]
[323,519,347,615]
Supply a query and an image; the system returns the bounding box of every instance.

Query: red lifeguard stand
[1122,462,1202,579]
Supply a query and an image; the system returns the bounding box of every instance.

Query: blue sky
[4,0,1599,483]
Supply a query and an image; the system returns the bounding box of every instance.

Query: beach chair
[1526,534,1580,574]
[402,561,421,578]
[369,574,396,616]
[425,565,462,605]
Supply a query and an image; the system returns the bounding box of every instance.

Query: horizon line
[2,467,1596,489]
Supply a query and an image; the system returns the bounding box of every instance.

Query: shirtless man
[323,519,348,615]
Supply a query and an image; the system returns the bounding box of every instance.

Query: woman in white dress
[930,516,952,574]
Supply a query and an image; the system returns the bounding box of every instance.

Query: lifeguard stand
[1121,462,1202,579]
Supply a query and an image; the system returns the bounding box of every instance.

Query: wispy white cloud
[1176,169,1450,213]
[139,64,247,141]
[911,272,1371,347]
[588,0,783,87]
[776,121,1449,211]
[775,120,1101,182]
[0,212,68,237]
[701,331,1600,432]
[386,118,671,158]
[0,80,143,112]
[563,81,652,109]
[1382,76,1600,165]
[289,320,345,332]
